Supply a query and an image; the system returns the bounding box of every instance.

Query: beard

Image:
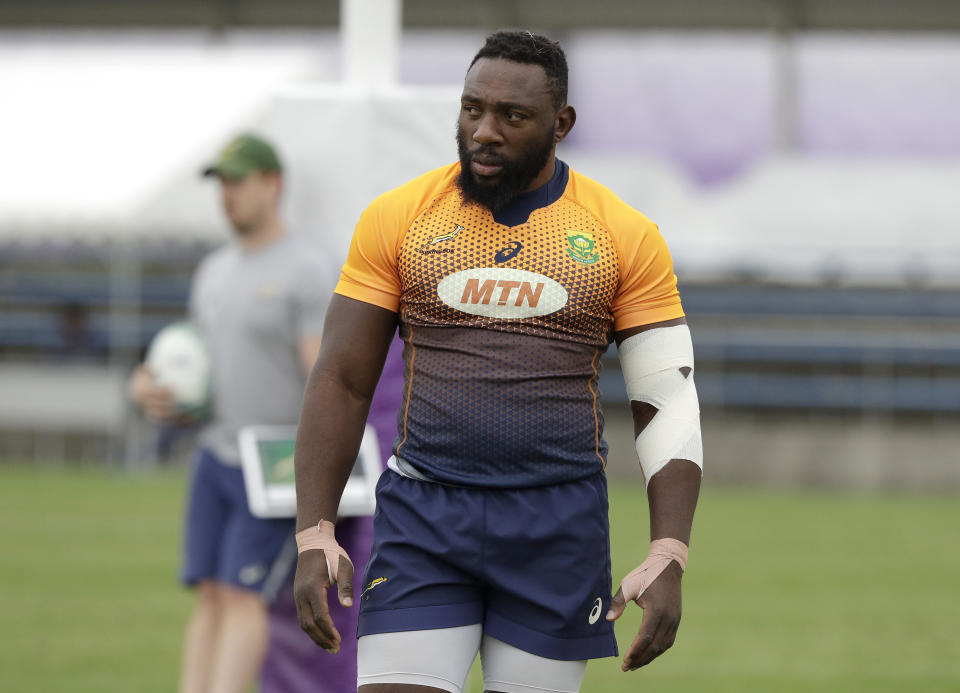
[456,125,555,211]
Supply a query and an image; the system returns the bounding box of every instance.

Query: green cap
[202,134,283,180]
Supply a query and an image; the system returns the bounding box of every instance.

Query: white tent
[139,82,459,264]
[0,30,344,243]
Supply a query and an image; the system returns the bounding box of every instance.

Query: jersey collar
[491,158,570,227]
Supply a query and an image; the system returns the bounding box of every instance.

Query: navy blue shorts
[181,448,296,601]
[357,470,618,661]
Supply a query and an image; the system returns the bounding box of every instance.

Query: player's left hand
[606,560,683,671]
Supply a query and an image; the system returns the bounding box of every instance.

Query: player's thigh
[482,474,617,662]
[358,470,485,633]
[480,635,587,693]
[358,625,482,693]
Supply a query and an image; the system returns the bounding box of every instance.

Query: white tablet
[238,425,382,519]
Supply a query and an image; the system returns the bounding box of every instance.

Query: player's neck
[239,214,285,252]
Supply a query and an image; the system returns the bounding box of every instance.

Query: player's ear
[554,105,576,143]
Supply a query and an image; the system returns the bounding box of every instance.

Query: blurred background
[1,1,958,691]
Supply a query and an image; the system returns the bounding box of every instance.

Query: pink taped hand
[295,520,354,584]
[618,538,688,604]
[294,521,355,652]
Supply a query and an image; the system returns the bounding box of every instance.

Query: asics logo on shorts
[238,562,267,586]
[588,597,603,624]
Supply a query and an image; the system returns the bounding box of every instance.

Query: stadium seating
[5,245,958,414]
[602,284,960,412]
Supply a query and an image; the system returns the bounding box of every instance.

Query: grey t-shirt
[189,233,333,464]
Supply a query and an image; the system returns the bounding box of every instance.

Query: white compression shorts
[357,626,587,693]
[619,323,703,485]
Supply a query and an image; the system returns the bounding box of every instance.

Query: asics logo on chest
[494,241,523,263]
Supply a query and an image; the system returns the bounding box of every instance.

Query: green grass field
[1,466,957,692]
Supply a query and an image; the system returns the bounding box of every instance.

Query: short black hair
[468,31,568,108]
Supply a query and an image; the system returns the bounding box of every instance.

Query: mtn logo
[437,268,568,319]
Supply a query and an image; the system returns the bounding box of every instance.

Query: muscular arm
[293,294,397,651]
[608,317,702,671]
[295,294,397,527]
[617,318,701,546]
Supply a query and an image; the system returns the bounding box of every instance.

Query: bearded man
[292,31,703,693]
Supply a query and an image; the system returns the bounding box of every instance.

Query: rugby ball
[146,322,212,416]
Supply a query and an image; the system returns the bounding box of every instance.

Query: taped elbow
[620,324,704,485]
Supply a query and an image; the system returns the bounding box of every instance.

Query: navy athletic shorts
[357,469,618,661]
[181,448,297,601]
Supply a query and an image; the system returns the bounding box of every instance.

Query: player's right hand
[127,365,177,421]
[294,546,354,653]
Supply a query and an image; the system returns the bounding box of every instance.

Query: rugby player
[293,31,702,693]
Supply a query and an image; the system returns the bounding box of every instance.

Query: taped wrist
[295,520,353,584]
[619,324,703,485]
[619,538,689,603]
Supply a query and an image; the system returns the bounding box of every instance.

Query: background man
[293,31,703,693]
[128,134,385,693]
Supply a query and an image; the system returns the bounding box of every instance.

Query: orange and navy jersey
[335,160,684,487]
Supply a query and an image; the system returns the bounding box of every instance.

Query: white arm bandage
[619,324,703,486]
